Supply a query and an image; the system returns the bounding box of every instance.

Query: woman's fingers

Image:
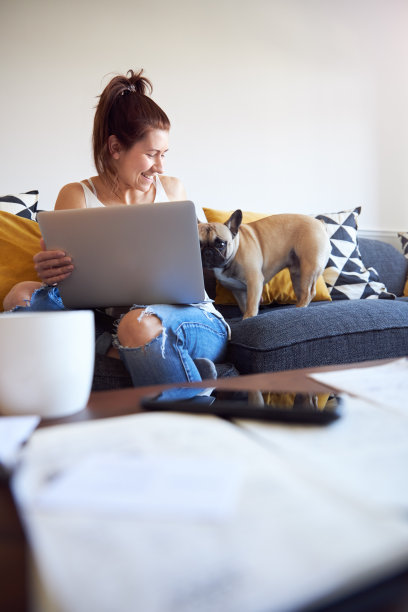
[34,254,73,270]
[40,269,73,284]
[33,249,67,264]
[33,250,74,283]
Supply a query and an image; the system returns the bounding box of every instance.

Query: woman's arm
[54,182,87,210]
[34,183,87,284]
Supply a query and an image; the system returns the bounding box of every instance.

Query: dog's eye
[215,239,226,249]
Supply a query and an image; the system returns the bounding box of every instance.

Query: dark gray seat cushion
[226,298,408,374]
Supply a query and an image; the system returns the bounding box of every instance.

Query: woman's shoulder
[54,182,87,210]
[160,175,187,201]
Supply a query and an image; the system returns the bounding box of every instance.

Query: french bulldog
[198,210,331,319]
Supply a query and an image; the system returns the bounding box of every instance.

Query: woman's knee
[116,308,163,348]
[3,281,42,311]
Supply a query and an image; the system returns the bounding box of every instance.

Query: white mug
[0,310,95,419]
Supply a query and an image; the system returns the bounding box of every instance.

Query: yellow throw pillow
[0,211,41,310]
[202,207,331,305]
[203,207,266,225]
[262,392,331,410]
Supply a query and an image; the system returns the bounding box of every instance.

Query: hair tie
[121,84,137,96]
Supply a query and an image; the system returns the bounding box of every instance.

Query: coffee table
[2,359,408,612]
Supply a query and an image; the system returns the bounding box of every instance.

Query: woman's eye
[146,153,165,160]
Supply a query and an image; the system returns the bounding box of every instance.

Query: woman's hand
[33,238,74,285]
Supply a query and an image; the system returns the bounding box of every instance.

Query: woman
[6,70,229,390]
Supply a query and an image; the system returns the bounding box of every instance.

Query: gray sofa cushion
[227,298,408,374]
[358,238,407,296]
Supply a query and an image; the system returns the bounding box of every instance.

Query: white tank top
[79,176,206,220]
[79,175,169,207]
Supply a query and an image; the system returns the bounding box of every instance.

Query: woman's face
[113,129,169,192]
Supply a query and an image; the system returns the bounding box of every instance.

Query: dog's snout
[200,245,225,269]
[201,246,216,267]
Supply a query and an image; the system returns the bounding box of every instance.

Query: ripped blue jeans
[112,304,228,392]
[19,287,228,396]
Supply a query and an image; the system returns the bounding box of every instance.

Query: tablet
[37,201,206,308]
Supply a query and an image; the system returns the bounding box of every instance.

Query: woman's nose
[152,156,164,173]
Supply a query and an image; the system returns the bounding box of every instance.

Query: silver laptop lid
[37,201,206,308]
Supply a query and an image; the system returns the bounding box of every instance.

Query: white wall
[1,0,407,231]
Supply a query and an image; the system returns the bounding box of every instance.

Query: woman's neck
[93,175,156,205]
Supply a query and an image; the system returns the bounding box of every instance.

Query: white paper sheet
[0,415,40,470]
[35,452,243,520]
[308,358,408,414]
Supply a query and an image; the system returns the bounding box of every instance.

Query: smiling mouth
[142,173,155,181]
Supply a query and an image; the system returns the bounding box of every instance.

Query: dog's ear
[225,209,242,237]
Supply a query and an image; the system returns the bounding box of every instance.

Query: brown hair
[93,69,170,188]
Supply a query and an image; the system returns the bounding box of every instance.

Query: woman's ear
[108,135,121,160]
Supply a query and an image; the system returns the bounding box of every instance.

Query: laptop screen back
[37,201,206,308]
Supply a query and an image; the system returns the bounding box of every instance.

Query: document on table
[35,452,243,520]
[308,358,408,414]
[0,415,40,473]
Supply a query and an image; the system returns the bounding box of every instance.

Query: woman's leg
[3,281,42,310]
[3,283,65,311]
[113,305,228,396]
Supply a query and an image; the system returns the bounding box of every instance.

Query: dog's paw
[242,311,258,319]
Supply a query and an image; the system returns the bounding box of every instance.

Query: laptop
[37,201,206,309]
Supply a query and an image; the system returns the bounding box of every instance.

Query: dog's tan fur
[198,210,331,319]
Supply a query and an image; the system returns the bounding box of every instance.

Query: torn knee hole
[116,308,164,348]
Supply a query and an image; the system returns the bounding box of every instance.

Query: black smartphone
[141,388,342,425]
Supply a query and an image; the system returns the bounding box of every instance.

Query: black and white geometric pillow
[398,232,408,258]
[0,190,39,221]
[316,207,394,300]
[398,232,408,296]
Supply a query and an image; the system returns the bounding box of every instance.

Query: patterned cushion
[398,232,408,296]
[398,232,408,257]
[0,190,39,221]
[316,207,394,300]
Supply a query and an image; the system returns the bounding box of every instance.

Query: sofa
[93,235,408,389]
[1,192,408,391]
